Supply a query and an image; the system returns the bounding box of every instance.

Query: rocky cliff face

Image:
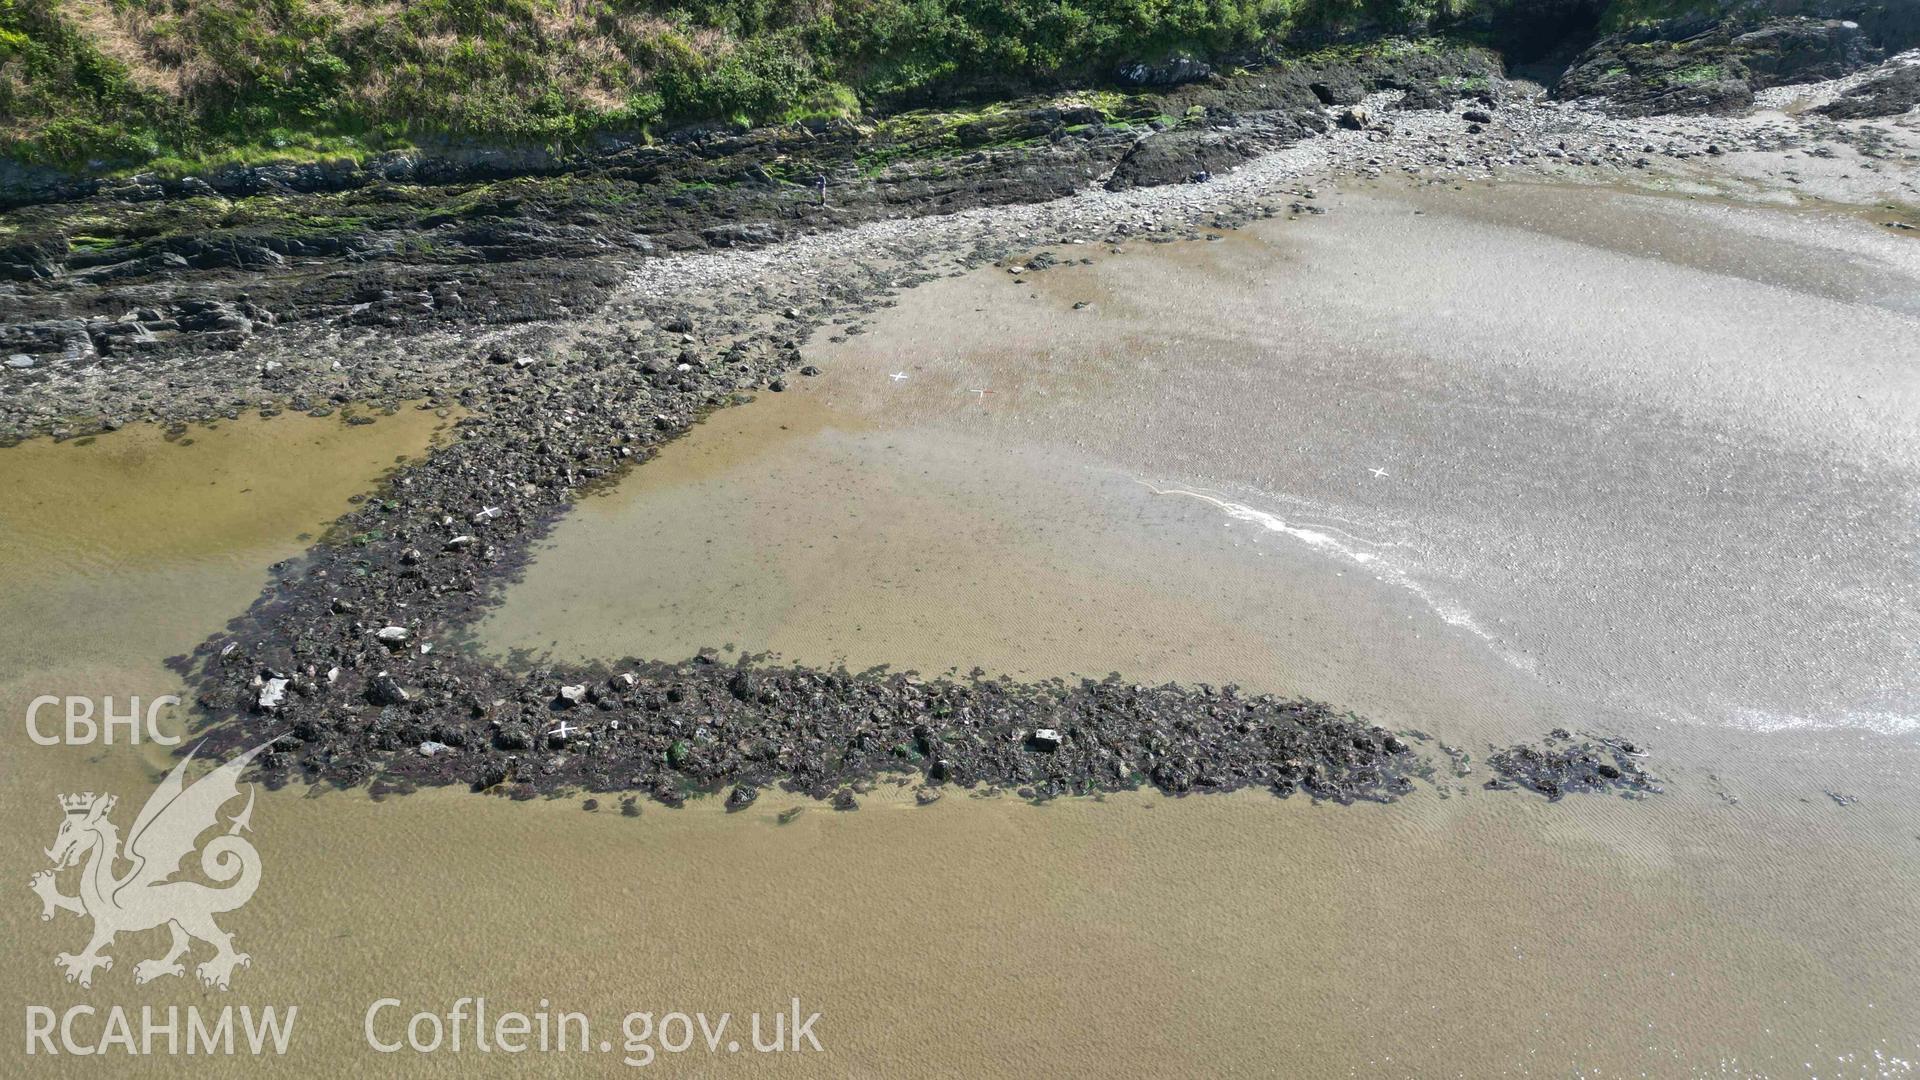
[1556,3,1918,116]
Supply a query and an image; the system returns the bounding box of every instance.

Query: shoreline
[3,55,1916,806]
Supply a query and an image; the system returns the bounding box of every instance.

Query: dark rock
[366,673,410,706]
[1106,131,1256,191]
[1557,15,1881,117]
[1485,731,1660,799]
[1116,57,1213,88]
[701,222,783,248]
[1395,83,1453,111]
[1817,64,1920,119]
[1309,76,1367,107]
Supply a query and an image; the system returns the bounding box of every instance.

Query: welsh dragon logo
[29,742,272,991]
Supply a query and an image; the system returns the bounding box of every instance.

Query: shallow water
[470,178,1920,1073]
[486,179,1920,741]
[0,408,455,714]
[3,183,1918,1077]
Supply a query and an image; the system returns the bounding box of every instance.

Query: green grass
[1667,62,1724,85]
[2,0,1296,170]
[1289,34,1447,66]
[851,89,1163,174]
[1598,0,1724,30]
[2,0,1749,176]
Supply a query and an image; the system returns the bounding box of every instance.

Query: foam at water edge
[1138,482,1539,674]
[1720,706,1920,737]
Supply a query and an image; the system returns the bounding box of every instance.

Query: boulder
[700,222,782,248]
[1557,16,1880,117]
[366,672,410,706]
[1115,57,1213,88]
[1105,131,1256,191]
[1817,64,1920,118]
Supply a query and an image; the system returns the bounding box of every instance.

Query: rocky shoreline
[5,32,1914,808]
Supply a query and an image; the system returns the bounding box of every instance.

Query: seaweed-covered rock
[1557,16,1881,116]
[1105,130,1256,190]
[1816,64,1920,118]
[1483,730,1660,800]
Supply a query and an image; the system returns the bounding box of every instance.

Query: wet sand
[3,183,1917,1077]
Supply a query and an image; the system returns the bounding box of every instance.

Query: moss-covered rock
[1557,13,1889,115]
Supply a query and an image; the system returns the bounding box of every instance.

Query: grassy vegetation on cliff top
[1,0,1619,174]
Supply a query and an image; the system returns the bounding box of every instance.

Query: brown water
[3,183,1918,1077]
